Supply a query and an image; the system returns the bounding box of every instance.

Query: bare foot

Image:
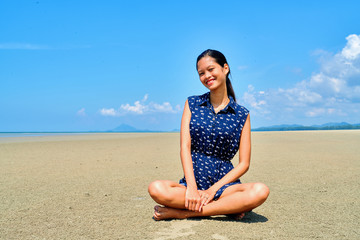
[153,205,187,220]
[226,212,245,221]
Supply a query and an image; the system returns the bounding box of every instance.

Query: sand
[0,131,359,239]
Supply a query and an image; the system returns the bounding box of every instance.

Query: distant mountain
[108,124,151,132]
[252,122,360,131]
[312,122,352,128]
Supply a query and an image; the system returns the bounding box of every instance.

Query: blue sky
[1,0,360,131]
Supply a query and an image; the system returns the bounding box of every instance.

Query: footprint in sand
[154,220,200,240]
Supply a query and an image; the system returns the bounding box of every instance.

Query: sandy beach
[0,131,359,239]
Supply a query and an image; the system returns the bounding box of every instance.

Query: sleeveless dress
[179,92,249,200]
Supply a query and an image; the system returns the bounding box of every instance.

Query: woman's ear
[223,63,230,75]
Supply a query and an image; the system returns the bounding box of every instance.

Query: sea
[0,132,91,138]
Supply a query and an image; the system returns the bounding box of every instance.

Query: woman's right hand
[185,187,202,212]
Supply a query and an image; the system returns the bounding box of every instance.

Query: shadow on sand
[188,211,268,223]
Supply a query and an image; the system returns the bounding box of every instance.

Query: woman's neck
[209,87,228,109]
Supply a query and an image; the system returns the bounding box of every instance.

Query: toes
[153,205,164,220]
[153,209,161,220]
[154,209,161,217]
[154,205,162,213]
[153,213,160,220]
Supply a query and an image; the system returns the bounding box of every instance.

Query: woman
[148,49,269,220]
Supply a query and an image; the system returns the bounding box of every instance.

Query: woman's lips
[206,79,215,85]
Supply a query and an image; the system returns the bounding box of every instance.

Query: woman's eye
[209,68,214,71]
[199,72,204,76]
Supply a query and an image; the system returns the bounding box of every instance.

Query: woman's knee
[148,180,170,201]
[148,180,163,197]
[252,182,270,201]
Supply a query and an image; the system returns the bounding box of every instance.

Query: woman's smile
[205,78,215,86]
[197,56,228,90]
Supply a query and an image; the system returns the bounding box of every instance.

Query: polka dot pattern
[179,92,249,200]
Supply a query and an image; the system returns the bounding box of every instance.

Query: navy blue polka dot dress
[179,92,249,200]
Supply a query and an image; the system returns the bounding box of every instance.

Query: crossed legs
[148,180,269,220]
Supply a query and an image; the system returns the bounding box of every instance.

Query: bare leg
[152,182,269,220]
[148,180,187,208]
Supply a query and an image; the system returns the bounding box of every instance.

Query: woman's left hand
[198,189,216,211]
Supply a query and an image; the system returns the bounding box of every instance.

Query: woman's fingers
[185,188,205,211]
[187,199,193,211]
[185,188,202,211]
[201,192,214,207]
[187,197,202,212]
[187,198,193,211]
[199,198,206,211]
[195,197,201,211]
[191,200,195,211]
[198,193,208,211]
[201,194,209,201]
[195,199,201,212]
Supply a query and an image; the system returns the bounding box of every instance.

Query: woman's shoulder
[187,92,209,104]
[231,99,250,116]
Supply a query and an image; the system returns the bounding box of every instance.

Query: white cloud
[100,108,117,116]
[99,94,181,116]
[120,101,147,114]
[241,34,360,124]
[77,108,86,116]
[243,85,267,109]
[341,34,360,60]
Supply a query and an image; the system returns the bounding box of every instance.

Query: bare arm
[180,100,202,211]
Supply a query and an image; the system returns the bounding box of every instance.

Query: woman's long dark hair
[196,49,236,102]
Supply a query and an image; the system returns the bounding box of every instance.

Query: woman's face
[197,56,229,91]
